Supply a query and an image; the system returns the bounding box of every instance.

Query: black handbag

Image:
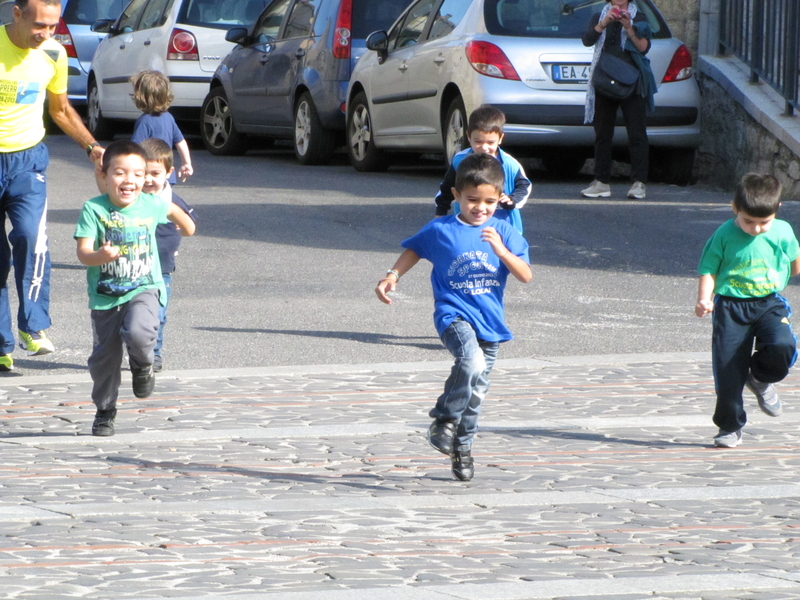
[592,52,640,100]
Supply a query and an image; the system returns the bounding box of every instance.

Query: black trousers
[711,294,797,432]
[592,91,649,184]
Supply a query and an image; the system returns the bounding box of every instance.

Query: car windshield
[179,0,271,29]
[351,0,409,39]
[484,0,670,39]
[63,0,127,24]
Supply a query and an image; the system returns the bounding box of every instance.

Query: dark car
[200,0,411,164]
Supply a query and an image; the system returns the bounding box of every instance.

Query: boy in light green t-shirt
[75,140,196,437]
[695,173,800,448]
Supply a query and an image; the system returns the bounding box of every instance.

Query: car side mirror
[91,19,114,34]
[225,27,248,45]
[366,30,389,64]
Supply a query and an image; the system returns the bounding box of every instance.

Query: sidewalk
[2,352,800,600]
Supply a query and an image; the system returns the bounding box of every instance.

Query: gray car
[346,0,701,184]
[200,0,411,165]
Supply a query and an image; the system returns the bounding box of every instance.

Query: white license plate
[552,64,590,83]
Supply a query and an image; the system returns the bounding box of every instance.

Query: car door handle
[398,62,408,72]
[294,49,306,58]
[260,54,269,65]
[434,54,445,64]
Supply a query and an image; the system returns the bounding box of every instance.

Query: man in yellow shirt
[0,0,103,371]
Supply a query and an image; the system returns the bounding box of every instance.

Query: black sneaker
[131,364,155,398]
[451,446,474,481]
[153,354,163,373]
[427,419,456,455]
[92,408,117,436]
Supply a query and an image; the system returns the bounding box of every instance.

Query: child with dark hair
[434,105,531,233]
[130,70,193,184]
[377,152,532,480]
[696,173,800,448]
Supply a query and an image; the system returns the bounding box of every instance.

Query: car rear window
[351,0,409,39]
[179,0,271,29]
[484,0,670,40]
[63,0,127,24]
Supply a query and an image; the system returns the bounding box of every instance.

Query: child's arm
[792,256,800,277]
[501,169,532,209]
[434,166,457,216]
[375,249,420,304]
[175,140,193,181]
[76,237,119,266]
[167,202,196,236]
[695,274,716,317]
[481,227,532,283]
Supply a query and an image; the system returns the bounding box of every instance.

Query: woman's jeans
[430,318,499,448]
[592,91,649,184]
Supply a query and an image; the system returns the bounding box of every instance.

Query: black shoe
[451,446,474,481]
[131,364,155,398]
[92,408,117,436]
[153,354,163,373]
[428,419,456,455]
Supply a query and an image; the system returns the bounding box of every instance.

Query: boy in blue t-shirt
[376,153,532,481]
[695,173,800,448]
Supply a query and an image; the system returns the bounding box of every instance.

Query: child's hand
[695,300,714,318]
[375,277,397,305]
[97,241,120,263]
[178,163,193,181]
[498,194,514,208]
[481,226,510,258]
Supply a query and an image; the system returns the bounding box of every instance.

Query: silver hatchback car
[346,0,701,184]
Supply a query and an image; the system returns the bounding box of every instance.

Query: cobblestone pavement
[2,353,800,599]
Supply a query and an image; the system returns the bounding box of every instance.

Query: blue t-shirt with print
[402,215,530,342]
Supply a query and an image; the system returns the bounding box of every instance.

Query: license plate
[552,64,590,83]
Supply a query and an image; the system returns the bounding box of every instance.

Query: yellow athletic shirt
[0,26,67,152]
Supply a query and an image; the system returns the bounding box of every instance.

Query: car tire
[664,148,695,186]
[87,78,114,141]
[443,96,467,167]
[200,87,247,156]
[347,92,389,172]
[294,92,337,165]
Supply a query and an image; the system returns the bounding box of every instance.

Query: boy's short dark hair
[131,70,173,115]
[733,173,782,218]
[455,152,504,194]
[101,140,147,174]
[139,137,174,172]
[467,105,506,136]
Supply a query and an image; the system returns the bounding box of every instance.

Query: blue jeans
[154,272,172,357]
[430,318,499,448]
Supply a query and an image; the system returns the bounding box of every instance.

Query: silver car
[346,0,701,184]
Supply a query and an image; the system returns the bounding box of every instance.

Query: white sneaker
[746,373,782,417]
[627,181,646,199]
[581,180,611,198]
[713,429,742,448]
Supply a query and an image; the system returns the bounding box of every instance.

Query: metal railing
[719,0,800,115]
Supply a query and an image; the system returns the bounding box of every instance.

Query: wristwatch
[86,142,100,156]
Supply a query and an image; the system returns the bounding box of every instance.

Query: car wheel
[87,78,114,141]
[664,148,695,186]
[200,87,247,156]
[443,96,467,167]
[346,92,389,172]
[294,92,337,165]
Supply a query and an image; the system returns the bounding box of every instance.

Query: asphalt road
[11,134,799,376]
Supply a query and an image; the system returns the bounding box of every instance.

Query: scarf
[584,2,637,124]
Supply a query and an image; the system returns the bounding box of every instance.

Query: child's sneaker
[427,419,456,455]
[745,373,782,417]
[131,364,155,398]
[713,428,742,448]
[451,446,474,481]
[92,408,117,436]
[153,354,163,373]
[0,354,13,372]
[18,330,54,356]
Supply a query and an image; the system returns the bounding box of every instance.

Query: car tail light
[333,0,352,59]
[662,44,693,83]
[465,41,520,80]
[168,29,198,61]
[54,18,77,59]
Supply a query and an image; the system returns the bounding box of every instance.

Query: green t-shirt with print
[74,193,168,310]
[698,218,800,298]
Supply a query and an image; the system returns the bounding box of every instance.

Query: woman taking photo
[581,0,656,200]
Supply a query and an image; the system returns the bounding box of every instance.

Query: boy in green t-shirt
[695,173,800,448]
[75,140,196,437]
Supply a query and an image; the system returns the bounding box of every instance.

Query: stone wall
[654,0,700,59]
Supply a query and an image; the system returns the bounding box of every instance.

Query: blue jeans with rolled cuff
[429,317,499,449]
